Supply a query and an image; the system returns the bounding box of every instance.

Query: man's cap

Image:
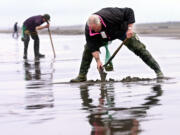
[43,14,50,21]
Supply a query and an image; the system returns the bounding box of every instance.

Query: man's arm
[92,51,103,71]
[36,23,49,31]
[123,8,135,38]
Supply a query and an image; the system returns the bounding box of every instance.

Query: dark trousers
[78,34,162,76]
[23,32,40,57]
[124,33,162,74]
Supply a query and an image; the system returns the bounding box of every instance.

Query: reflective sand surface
[0,34,180,135]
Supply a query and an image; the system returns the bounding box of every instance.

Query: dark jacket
[23,15,44,32]
[85,7,135,52]
[14,23,18,32]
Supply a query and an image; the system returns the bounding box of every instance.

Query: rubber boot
[156,71,164,78]
[70,74,87,82]
[38,53,45,58]
[30,33,44,59]
[23,34,29,59]
[34,37,45,59]
[23,46,28,59]
[70,45,93,82]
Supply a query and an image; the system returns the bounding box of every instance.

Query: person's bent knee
[32,36,39,41]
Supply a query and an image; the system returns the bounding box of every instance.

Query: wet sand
[0,34,180,135]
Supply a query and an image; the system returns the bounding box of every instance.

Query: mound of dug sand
[120,76,153,82]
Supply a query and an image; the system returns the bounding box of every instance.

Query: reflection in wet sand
[23,59,55,110]
[80,83,163,135]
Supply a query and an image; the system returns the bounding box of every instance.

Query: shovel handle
[48,27,56,58]
[103,38,128,67]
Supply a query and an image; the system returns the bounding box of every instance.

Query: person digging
[21,14,50,59]
[71,7,164,82]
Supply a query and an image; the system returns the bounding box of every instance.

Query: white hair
[87,14,101,26]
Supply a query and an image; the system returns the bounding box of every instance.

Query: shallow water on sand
[0,34,180,135]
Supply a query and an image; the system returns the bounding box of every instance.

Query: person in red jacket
[21,14,50,59]
[71,7,163,82]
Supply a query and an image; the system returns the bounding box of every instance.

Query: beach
[0,33,180,135]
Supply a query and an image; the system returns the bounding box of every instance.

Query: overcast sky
[0,0,180,28]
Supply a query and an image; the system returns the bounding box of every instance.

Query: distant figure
[21,14,50,59]
[12,22,18,39]
[71,7,164,82]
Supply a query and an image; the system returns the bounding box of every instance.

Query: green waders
[124,33,163,77]
[70,45,93,82]
[71,33,163,82]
